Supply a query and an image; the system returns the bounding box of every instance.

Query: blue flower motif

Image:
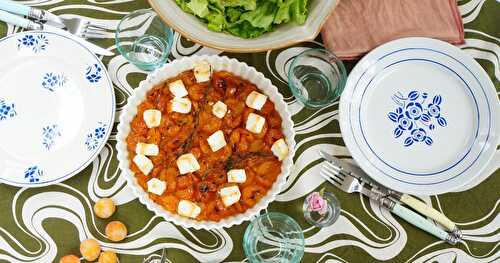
[411,128,427,142]
[42,73,67,92]
[405,102,423,120]
[85,64,103,83]
[428,104,441,117]
[17,34,48,53]
[94,127,106,139]
[398,116,413,130]
[24,166,43,183]
[85,122,107,151]
[42,124,62,150]
[389,90,447,147]
[21,35,35,46]
[0,99,17,121]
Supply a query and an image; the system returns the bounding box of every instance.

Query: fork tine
[323,164,346,181]
[320,165,343,184]
[86,23,108,31]
[320,169,342,187]
[323,162,348,178]
[82,29,107,39]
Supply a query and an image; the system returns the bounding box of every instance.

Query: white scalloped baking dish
[116,55,295,229]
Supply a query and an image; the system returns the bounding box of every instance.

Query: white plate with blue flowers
[0,31,114,187]
[339,37,499,195]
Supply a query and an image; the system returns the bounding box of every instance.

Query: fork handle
[391,202,459,245]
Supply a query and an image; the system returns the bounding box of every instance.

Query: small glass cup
[303,191,341,228]
[115,9,174,71]
[288,48,347,108]
[243,212,305,263]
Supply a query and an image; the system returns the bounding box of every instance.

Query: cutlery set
[0,0,111,56]
[319,150,463,244]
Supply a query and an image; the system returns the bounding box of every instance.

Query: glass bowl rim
[115,8,174,68]
[243,212,305,263]
[287,48,347,109]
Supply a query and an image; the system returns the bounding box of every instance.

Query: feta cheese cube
[271,138,289,161]
[245,113,266,134]
[135,143,159,156]
[227,169,246,183]
[168,79,188,98]
[133,154,154,176]
[147,178,166,195]
[245,91,268,110]
[193,60,212,82]
[177,200,201,218]
[143,109,161,128]
[212,101,228,119]
[207,130,227,152]
[176,153,200,174]
[219,185,241,207]
[171,97,192,114]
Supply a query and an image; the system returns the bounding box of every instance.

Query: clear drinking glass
[303,191,341,228]
[115,9,174,71]
[288,48,347,108]
[243,212,305,263]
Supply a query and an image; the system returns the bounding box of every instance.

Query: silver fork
[58,16,107,39]
[320,162,459,245]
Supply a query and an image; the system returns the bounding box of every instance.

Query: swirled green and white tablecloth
[0,0,498,262]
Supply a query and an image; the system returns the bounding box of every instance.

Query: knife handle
[0,9,41,30]
[391,202,458,244]
[0,0,30,17]
[400,194,459,235]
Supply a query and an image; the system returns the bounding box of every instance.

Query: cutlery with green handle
[319,150,462,238]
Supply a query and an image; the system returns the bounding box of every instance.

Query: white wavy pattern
[0,0,498,262]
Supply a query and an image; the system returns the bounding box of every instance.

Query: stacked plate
[340,37,499,195]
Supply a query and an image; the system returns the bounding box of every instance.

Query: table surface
[0,0,498,262]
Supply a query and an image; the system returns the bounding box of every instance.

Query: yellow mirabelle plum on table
[94,198,116,219]
[59,254,80,263]
[105,221,128,242]
[98,250,119,263]
[80,239,101,261]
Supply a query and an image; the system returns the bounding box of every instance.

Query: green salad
[175,0,310,38]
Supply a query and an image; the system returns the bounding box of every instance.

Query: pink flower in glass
[306,192,328,215]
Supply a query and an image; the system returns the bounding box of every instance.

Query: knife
[0,9,113,56]
[319,150,462,238]
[0,0,65,28]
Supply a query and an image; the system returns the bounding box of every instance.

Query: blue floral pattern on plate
[388,91,447,147]
[17,34,48,53]
[24,166,43,183]
[42,73,67,92]
[85,122,106,151]
[42,124,62,150]
[85,64,102,83]
[0,99,17,121]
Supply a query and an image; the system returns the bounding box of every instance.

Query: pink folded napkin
[321,0,464,60]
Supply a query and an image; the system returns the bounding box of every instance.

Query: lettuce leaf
[186,0,210,18]
[274,0,309,24]
[175,0,310,39]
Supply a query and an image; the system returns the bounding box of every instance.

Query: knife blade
[0,9,113,56]
[319,150,461,236]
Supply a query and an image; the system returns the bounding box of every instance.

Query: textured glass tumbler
[303,191,341,228]
[115,9,174,71]
[243,212,305,263]
[288,48,346,108]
